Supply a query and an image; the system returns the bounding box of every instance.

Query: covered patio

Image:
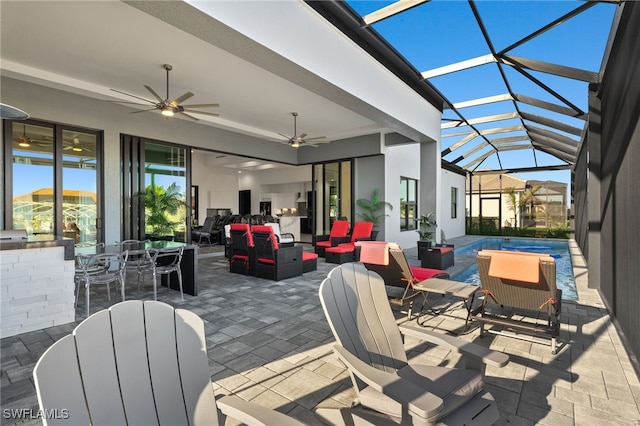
[2,239,638,425]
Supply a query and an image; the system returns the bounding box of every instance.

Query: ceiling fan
[110,64,220,121]
[63,136,90,153]
[14,123,32,147]
[277,112,329,148]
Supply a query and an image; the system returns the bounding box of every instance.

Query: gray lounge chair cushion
[359,364,483,419]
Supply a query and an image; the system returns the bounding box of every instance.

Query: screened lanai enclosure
[332,0,616,174]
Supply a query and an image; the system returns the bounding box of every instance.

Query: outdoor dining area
[2,236,640,425]
[73,239,196,317]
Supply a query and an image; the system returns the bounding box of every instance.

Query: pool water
[451,237,577,301]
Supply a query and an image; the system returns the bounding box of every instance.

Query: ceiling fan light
[72,147,83,152]
[290,141,300,148]
[18,141,30,148]
[161,107,174,117]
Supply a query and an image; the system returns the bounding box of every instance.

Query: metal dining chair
[145,246,184,301]
[116,239,153,289]
[74,242,105,309]
[75,249,129,317]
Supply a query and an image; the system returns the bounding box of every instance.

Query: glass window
[400,177,417,230]
[7,121,101,242]
[62,130,98,244]
[451,187,458,219]
[11,122,54,236]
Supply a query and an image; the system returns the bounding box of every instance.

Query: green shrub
[466,222,571,239]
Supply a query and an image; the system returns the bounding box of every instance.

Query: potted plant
[416,212,436,259]
[356,188,393,241]
[142,183,186,241]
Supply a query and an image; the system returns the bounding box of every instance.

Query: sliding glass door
[312,160,352,237]
[4,120,102,243]
[122,135,191,242]
[144,142,188,241]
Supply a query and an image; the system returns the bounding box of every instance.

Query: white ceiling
[0,0,401,168]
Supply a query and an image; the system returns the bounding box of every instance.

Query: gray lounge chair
[191,215,216,244]
[358,241,449,319]
[475,250,562,354]
[318,263,509,426]
[33,300,304,426]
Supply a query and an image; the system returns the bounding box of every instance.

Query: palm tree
[144,183,186,237]
[356,188,393,229]
[504,185,540,229]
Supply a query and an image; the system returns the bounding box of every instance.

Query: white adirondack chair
[317,263,510,426]
[33,300,304,425]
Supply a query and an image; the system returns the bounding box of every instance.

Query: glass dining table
[75,241,199,296]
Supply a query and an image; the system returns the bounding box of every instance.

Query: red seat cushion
[410,266,446,282]
[257,257,275,265]
[326,243,355,254]
[251,225,278,249]
[303,252,318,261]
[349,221,373,243]
[329,220,350,238]
[433,247,454,254]
[315,240,331,248]
[230,223,254,246]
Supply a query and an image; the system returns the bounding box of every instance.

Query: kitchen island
[0,236,76,337]
[278,216,303,242]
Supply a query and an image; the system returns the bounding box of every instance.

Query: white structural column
[421,141,441,243]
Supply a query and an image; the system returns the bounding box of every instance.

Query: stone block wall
[0,246,75,338]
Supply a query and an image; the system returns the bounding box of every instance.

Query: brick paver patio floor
[2,239,639,425]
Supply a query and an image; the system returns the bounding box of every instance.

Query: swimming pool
[451,237,577,301]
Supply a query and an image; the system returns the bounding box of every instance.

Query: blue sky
[345,0,617,189]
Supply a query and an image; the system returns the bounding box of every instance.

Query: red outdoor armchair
[324,221,374,264]
[229,223,255,275]
[251,225,303,281]
[359,241,449,318]
[314,219,350,257]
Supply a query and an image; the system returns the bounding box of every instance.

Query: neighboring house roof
[466,174,527,193]
[13,189,97,203]
[527,180,568,196]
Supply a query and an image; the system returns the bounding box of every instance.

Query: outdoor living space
[2,238,639,425]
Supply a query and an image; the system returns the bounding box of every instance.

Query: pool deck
[1,238,639,425]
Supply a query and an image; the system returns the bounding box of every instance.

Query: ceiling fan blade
[131,108,159,114]
[183,109,219,117]
[298,133,307,139]
[172,92,194,105]
[304,136,328,142]
[144,85,164,103]
[181,103,220,108]
[177,111,200,121]
[107,100,149,105]
[110,88,155,104]
[278,133,292,140]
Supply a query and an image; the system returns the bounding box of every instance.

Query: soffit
[0,0,437,162]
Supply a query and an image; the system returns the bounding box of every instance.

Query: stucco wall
[440,169,466,239]
[1,77,296,243]
[384,143,422,249]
